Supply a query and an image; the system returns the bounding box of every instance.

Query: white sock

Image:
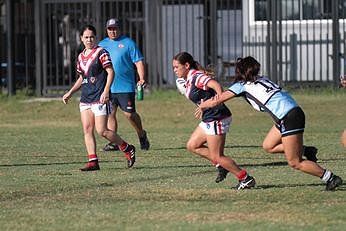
[321,170,332,182]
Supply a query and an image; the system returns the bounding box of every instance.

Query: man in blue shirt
[99,18,150,151]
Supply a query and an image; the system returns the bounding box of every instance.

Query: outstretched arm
[195,89,236,119]
[199,90,236,109]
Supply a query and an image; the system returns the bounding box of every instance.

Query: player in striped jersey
[62,25,136,171]
[173,51,255,190]
[199,56,342,191]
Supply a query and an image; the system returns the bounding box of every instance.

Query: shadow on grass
[0,159,287,169]
[0,160,122,168]
[153,145,261,151]
[256,183,346,191]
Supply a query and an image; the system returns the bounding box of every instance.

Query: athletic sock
[212,161,219,168]
[119,141,129,152]
[88,154,98,162]
[237,169,248,181]
[321,169,333,182]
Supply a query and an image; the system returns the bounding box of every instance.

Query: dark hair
[234,56,261,82]
[173,51,216,77]
[173,51,199,69]
[80,25,97,37]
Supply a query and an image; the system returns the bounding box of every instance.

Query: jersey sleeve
[76,54,82,75]
[99,49,112,69]
[228,82,245,95]
[195,73,211,90]
[128,39,144,63]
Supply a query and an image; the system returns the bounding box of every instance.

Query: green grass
[0,89,345,231]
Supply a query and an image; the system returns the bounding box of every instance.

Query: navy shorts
[275,107,305,137]
[110,92,136,113]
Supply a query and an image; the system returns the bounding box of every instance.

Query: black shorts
[275,107,305,137]
[110,92,136,113]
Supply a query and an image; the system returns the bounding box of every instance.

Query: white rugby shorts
[79,102,110,116]
[199,116,232,135]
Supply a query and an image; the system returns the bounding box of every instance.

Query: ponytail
[173,51,216,78]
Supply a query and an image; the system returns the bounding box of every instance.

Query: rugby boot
[80,161,100,171]
[326,175,343,191]
[236,175,256,190]
[215,166,229,183]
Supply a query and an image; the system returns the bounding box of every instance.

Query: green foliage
[0,89,345,231]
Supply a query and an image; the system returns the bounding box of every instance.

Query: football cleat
[303,146,318,162]
[215,166,229,183]
[80,161,100,171]
[139,130,150,150]
[236,175,256,190]
[124,145,136,168]
[326,175,343,191]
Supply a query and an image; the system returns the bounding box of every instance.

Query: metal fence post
[6,0,15,95]
[271,0,278,83]
[332,0,340,86]
[290,33,297,81]
[209,0,217,65]
[34,0,42,96]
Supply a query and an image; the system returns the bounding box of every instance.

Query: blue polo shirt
[99,36,143,93]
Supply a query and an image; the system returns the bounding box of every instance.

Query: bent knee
[123,111,136,120]
[186,140,201,153]
[262,142,274,153]
[287,160,302,170]
[186,141,195,152]
[96,128,108,138]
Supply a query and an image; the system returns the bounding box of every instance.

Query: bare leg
[81,109,97,155]
[186,126,211,161]
[97,113,136,168]
[282,133,324,177]
[95,115,124,145]
[80,109,100,171]
[342,129,346,148]
[123,111,145,137]
[207,133,242,176]
[262,125,284,154]
[107,105,118,133]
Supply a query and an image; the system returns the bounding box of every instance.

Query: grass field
[0,89,345,231]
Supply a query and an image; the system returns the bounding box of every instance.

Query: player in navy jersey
[62,25,136,171]
[199,56,342,191]
[98,18,150,152]
[172,51,255,190]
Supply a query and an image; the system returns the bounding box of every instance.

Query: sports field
[0,89,345,231]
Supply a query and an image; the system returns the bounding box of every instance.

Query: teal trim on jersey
[99,36,143,93]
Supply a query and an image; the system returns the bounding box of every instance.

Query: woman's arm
[206,79,224,95]
[100,66,114,104]
[195,89,236,119]
[199,90,236,109]
[62,75,83,104]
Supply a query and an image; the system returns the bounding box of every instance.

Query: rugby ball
[176,78,186,95]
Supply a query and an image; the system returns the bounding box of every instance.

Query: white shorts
[79,102,110,116]
[199,116,232,135]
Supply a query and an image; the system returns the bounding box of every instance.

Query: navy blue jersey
[185,69,231,122]
[77,46,112,103]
